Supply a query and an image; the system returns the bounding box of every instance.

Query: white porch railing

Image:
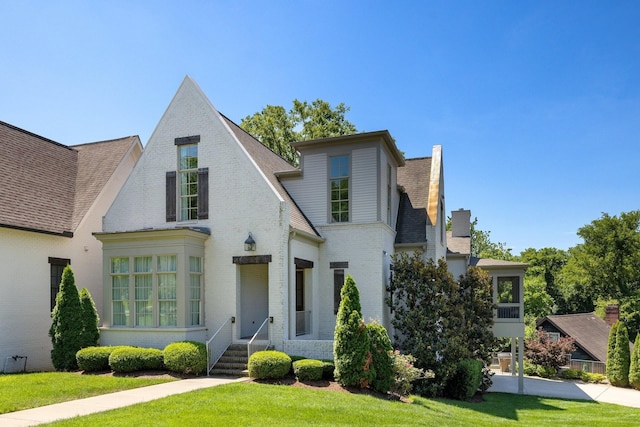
[296,310,311,336]
[248,317,271,358]
[206,317,233,376]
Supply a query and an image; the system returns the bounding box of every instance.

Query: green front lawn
[0,372,174,414]
[46,382,640,427]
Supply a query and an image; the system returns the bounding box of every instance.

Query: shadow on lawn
[413,391,600,422]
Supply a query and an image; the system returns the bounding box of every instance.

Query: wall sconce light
[231,316,236,323]
[244,232,256,251]
[269,316,274,323]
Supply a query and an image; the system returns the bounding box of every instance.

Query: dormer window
[166,135,208,222]
[329,155,349,223]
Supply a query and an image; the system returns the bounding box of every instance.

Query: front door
[239,263,269,339]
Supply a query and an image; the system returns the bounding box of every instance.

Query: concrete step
[210,368,249,377]
[214,362,247,370]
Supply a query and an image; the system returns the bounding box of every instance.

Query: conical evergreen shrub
[606,321,619,377]
[79,288,100,348]
[608,321,631,387]
[333,275,374,387]
[629,334,640,390]
[49,265,82,370]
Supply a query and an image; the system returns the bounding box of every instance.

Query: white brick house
[0,122,142,371]
[95,76,526,373]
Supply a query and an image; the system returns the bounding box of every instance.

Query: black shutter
[197,167,209,220]
[166,171,176,222]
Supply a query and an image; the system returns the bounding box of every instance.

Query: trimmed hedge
[248,351,291,379]
[293,359,324,381]
[163,341,207,375]
[321,359,335,380]
[77,346,123,372]
[443,359,482,400]
[109,347,147,373]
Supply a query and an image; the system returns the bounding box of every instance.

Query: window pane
[157,255,176,272]
[134,256,152,273]
[111,257,129,274]
[189,256,201,273]
[159,301,177,326]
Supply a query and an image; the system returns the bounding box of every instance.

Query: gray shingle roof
[395,157,432,244]
[446,231,471,255]
[0,120,139,236]
[220,115,320,238]
[537,313,611,362]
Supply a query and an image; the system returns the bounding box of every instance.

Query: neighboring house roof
[220,114,320,238]
[395,157,432,244]
[0,120,140,236]
[537,313,611,362]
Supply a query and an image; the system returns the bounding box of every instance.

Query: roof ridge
[71,135,139,147]
[0,120,73,151]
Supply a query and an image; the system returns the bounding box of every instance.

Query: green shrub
[581,372,606,383]
[140,348,164,370]
[630,333,640,390]
[608,321,630,387]
[293,359,324,381]
[389,351,431,396]
[78,288,100,349]
[536,365,557,378]
[248,351,291,379]
[367,322,393,393]
[333,275,373,388]
[76,346,122,372]
[320,359,335,380]
[49,266,82,371]
[523,359,537,376]
[163,341,207,375]
[288,355,307,374]
[559,368,581,380]
[109,347,145,372]
[443,359,482,400]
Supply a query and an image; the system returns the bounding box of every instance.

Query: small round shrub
[140,348,164,370]
[248,351,291,379]
[109,347,146,372]
[77,346,122,372]
[536,365,556,378]
[581,372,606,383]
[321,359,335,380]
[443,359,482,400]
[293,359,324,381]
[523,360,537,376]
[559,368,581,380]
[163,341,207,375]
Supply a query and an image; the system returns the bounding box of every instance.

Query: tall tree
[240,99,357,166]
[49,266,82,370]
[519,247,568,308]
[576,211,640,299]
[469,217,514,260]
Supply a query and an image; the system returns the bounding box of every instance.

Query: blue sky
[2,1,638,253]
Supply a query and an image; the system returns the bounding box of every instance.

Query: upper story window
[329,155,349,223]
[166,135,208,222]
[179,144,198,221]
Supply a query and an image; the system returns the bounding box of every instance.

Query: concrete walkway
[0,376,248,427]
[489,371,640,408]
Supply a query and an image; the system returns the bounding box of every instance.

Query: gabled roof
[537,313,611,362]
[220,115,320,238]
[0,120,140,236]
[395,157,431,244]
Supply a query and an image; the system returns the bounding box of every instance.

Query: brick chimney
[451,209,471,238]
[605,304,619,326]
